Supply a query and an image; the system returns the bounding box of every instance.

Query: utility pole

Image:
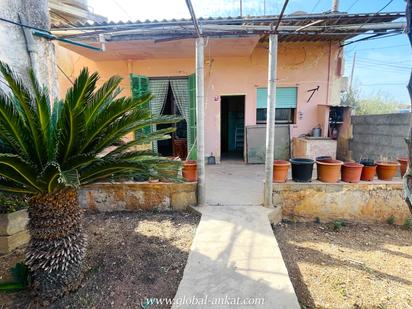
[349,51,356,90]
[332,0,339,12]
[404,0,412,215]
[240,0,243,17]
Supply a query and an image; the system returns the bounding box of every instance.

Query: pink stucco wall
[56,40,343,160]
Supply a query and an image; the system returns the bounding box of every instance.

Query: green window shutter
[256,87,297,109]
[187,73,197,160]
[130,74,151,139]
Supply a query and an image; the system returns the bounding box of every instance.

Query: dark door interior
[220,95,245,160]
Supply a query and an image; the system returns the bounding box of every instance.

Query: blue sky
[88,0,411,103]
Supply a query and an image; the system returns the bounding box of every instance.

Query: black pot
[316,156,332,162]
[290,158,315,182]
[360,159,375,167]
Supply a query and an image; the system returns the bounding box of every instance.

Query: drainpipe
[326,41,332,105]
[263,34,278,208]
[196,37,206,206]
[18,13,40,82]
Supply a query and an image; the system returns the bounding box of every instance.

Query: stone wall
[273,181,411,225]
[350,113,410,162]
[79,182,197,212]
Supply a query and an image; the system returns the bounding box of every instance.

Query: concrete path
[206,161,264,206]
[172,206,299,308]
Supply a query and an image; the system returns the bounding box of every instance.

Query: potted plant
[273,160,290,183]
[0,194,29,254]
[360,159,376,181]
[182,141,197,182]
[376,160,400,181]
[398,157,408,177]
[316,159,343,183]
[341,162,364,183]
[0,63,181,300]
[290,158,315,182]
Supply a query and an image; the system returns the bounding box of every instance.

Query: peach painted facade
[56,38,344,161]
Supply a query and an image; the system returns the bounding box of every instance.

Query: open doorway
[220,95,245,160]
[157,83,187,158]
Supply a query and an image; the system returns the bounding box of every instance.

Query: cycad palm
[0,62,181,299]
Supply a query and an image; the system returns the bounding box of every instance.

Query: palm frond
[0,154,43,192]
[0,62,44,166]
[57,68,98,162]
[0,64,185,194]
[80,94,152,152]
[84,75,122,125]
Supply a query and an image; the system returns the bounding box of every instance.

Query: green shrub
[0,193,27,214]
[403,218,412,230]
[386,215,395,225]
[333,220,346,231]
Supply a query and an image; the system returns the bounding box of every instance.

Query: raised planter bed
[0,209,29,254]
[79,182,197,212]
[273,180,411,225]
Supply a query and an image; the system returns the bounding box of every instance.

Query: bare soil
[0,211,199,308]
[273,222,412,309]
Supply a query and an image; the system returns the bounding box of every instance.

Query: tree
[0,62,181,300]
[341,87,408,115]
[405,0,412,215]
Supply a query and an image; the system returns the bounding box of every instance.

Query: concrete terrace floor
[206,160,265,206]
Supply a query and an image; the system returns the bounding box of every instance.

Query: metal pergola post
[264,1,288,207]
[196,37,206,206]
[185,0,206,206]
[263,34,278,207]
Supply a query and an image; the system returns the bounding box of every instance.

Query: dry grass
[274,221,412,309]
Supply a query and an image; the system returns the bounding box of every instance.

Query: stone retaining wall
[273,180,411,225]
[79,182,197,212]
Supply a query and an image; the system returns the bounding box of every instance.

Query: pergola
[51,2,405,207]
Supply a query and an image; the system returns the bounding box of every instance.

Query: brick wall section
[350,113,410,162]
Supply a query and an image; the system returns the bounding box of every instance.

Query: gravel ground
[273,221,412,309]
[0,211,199,308]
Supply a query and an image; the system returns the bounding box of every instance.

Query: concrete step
[172,206,299,309]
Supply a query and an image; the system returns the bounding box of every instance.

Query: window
[256,87,297,124]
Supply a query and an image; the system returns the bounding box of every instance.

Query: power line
[345,44,410,52]
[355,0,396,32]
[57,64,73,85]
[111,0,132,20]
[341,31,402,47]
[354,56,412,64]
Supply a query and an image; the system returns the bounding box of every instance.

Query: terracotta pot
[376,161,400,181]
[341,162,364,183]
[182,160,197,182]
[360,165,376,181]
[316,159,343,183]
[398,157,408,177]
[273,160,290,183]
